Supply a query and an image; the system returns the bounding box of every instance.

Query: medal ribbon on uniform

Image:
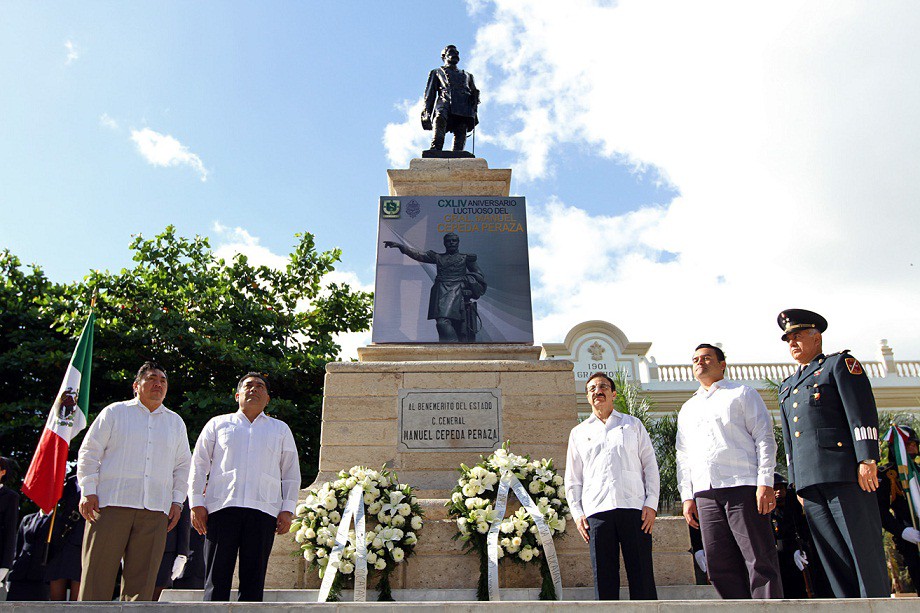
[486,470,563,601]
[317,485,368,602]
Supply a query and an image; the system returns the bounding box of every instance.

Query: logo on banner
[382,199,401,218]
[406,199,421,218]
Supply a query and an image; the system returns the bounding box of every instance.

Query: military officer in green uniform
[776,309,889,598]
[876,425,920,594]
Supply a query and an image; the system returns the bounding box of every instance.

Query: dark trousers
[800,482,888,598]
[586,508,657,600]
[696,486,783,599]
[203,507,276,602]
[896,539,920,595]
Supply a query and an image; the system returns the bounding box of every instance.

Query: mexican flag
[884,424,920,526]
[21,311,95,513]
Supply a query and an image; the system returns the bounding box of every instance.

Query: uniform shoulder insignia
[825,350,848,358]
[845,357,863,375]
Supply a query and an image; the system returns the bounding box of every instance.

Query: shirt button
[795,432,801,438]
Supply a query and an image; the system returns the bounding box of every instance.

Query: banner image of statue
[374,196,533,344]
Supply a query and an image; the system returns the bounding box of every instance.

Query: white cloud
[130,127,209,182]
[463,0,920,363]
[64,40,79,65]
[99,113,119,130]
[211,223,373,360]
[383,98,431,167]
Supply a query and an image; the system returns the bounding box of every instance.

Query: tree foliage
[1,226,373,487]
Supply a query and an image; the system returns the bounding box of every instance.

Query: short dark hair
[441,44,458,58]
[135,361,167,384]
[237,372,271,395]
[694,343,726,362]
[586,371,615,392]
[0,456,20,483]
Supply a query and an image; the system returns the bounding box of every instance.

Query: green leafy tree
[0,252,73,474]
[5,227,372,485]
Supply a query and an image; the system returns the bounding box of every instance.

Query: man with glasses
[565,372,660,600]
[776,309,887,598]
[676,344,783,599]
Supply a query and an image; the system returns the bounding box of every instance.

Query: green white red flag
[884,424,920,526]
[21,311,95,513]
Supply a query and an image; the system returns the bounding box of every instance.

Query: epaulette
[825,350,851,358]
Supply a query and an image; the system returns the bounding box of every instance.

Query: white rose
[295,527,307,543]
[543,486,555,497]
[476,522,489,534]
[305,528,316,540]
[375,558,387,570]
[496,546,504,559]
[372,537,383,549]
[392,547,405,562]
[367,501,382,515]
[392,514,406,527]
[404,532,417,545]
[345,477,358,489]
[451,492,463,504]
[528,480,542,494]
[367,551,378,564]
[364,492,376,505]
[322,495,338,510]
[303,548,316,562]
[462,483,478,498]
[296,503,308,516]
[397,503,412,516]
[325,537,335,548]
[519,548,534,562]
[511,536,522,548]
[411,515,423,530]
[316,548,327,559]
[553,475,564,486]
[328,511,341,524]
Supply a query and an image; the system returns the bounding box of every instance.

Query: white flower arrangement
[292,466,424,601]
[446,444,570,600]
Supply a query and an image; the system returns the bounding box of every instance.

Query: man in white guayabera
[188,372,300,602]
[676,343,783,599]
[565,371,660,600]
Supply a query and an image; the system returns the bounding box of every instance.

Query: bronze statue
[421,45,479,156]
[383,233,486,342]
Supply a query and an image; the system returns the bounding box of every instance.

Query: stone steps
[160,586,717,602]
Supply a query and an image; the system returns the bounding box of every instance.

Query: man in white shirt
[565,372,660,600]
[76,361,191,601]
[676,344,783,599]
[188,372,300,602]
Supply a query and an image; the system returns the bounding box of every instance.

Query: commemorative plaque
[397,388,502,452]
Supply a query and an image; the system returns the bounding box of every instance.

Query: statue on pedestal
[383,233,486,342]
[421,45,479,157]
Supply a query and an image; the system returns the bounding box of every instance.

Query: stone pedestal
[387,158,512,197]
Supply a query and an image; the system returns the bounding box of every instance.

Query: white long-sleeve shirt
[676,379,776,501]
[188,410,300,518]
[77,398,191,514]
[565,410,660,520]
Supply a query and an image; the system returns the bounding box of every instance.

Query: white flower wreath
[446,445,570,600]
[292,466,423,601]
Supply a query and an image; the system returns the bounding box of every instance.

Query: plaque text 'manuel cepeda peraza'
[397,388,502,452]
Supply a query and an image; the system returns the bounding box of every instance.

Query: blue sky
[3,1,919,365]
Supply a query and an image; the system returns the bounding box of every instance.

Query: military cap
[777,308,828,341]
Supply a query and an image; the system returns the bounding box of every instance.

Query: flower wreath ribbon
[317,485,368,602]
[486,470,563,601]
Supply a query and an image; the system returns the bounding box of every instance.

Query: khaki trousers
[78,506,168,601]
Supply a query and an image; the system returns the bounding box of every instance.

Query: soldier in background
[0,456,20,594]
[5,512,51,600]
[771,473,833,598]
[877,425,920,594]
[45,473,84,600]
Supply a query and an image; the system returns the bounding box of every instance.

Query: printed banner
[373,196,533,343]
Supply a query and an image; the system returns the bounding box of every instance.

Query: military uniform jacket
[422,66,479,130]
[779,351,880,490]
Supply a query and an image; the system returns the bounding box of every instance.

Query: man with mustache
[565,372,660,600]
[676,344,783,599]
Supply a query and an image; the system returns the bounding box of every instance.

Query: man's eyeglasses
[587,383,612,392]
